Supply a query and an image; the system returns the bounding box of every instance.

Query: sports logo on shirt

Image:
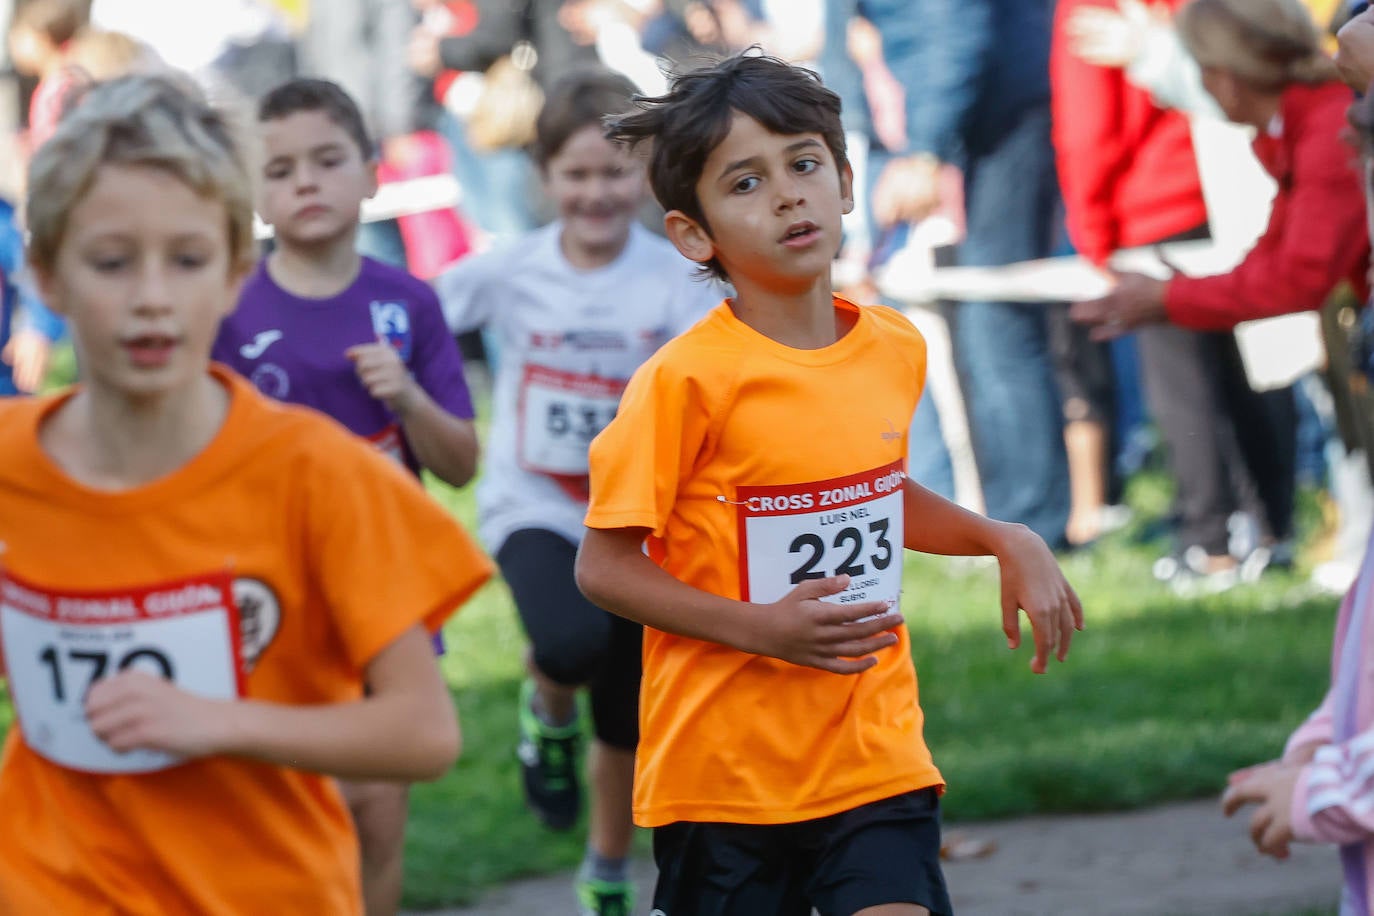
[370,300,412,361]
[239,329,283,359]
[250,363,290,399]
[233,577,281,672]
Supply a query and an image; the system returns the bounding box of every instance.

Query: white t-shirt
[438,222,722,553]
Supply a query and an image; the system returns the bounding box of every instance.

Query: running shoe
[516,678,582,831]
[576,874,634,916]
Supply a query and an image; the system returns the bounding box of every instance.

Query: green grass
[387,472,1340,907]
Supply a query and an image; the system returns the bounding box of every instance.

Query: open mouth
[780,221,820,245]
[122,333,180,368]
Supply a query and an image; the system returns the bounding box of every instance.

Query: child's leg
[854,906,930,916]
[586,612,642,860]
[496,528,614,830]
[341,779,409,916]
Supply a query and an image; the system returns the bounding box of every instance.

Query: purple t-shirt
[213,256,475,477]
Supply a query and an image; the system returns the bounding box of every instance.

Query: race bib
[365,423,406,466]
[736,461,906,609]
[517,365,624,476]
[0,571,244,774]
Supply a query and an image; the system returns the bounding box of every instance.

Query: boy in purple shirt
[212,78,478,916]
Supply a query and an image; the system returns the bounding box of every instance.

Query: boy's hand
[85,670,227,759]
[752,576,903,675]
[346,338,421,416]
[995,525,1084,674]
[1222,763,1302,860]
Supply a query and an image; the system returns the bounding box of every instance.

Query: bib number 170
[37,645,174,702]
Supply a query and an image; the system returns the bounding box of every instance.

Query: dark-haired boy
[212,77,478,916]
[575,54,1084,916]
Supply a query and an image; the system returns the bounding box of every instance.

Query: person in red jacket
[1072,0,1370,588]
[1072,0,1368,343]
[1051,0,1211,549]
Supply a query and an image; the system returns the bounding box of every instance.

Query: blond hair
[1178,0,1339,90]
[66,30,166,81]
[26,74,256,276]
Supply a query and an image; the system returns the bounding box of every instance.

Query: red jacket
[1166,81,1370,330]
[1051,0,1208,265]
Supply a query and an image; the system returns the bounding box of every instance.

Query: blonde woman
[1072,0,1369,586]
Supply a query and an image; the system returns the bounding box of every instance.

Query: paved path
[413,799,1341,915]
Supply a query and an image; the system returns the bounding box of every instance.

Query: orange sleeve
[585,348,721,537]
[303,432,494,669]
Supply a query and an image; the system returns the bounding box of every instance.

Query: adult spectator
[822,0,1070,547]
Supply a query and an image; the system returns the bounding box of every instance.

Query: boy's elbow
[411,709,461,781]
[573,542,608,609]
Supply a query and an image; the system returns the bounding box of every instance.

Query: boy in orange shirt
[0,74,492,914]
[576,53,1084,916]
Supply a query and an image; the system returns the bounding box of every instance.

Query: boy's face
[35,163,245,402]
[542,124,647,260]
[258,109,377,248]
[667,113,852,291]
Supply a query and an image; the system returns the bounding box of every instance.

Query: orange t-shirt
[0,367,493,915]
[585,296,944,828]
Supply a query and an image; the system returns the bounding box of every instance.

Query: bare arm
[576,526,905,675]
[395,387,480,487]
[901,478,1084,673]
[84,625,460,781]
[347,340,480,487]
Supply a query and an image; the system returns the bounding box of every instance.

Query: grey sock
[582,850,629,884]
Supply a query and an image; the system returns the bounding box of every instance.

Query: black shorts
[651,788,952,916]
[495,527,642,749]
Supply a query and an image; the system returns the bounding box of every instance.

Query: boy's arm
[576,526,906,675]
[901,478,1084,673]
[346,339,479,487]
[84,624,459,781]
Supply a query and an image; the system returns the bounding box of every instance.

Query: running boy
[576,54,1084,916]
[436,67,720,916]
[0,74,491,914]
[211,77,478,916]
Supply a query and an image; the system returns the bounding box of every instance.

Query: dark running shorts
[651,787,952,916]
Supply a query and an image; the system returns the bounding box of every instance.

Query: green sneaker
[516,679,582,831]
[575,874,634,916]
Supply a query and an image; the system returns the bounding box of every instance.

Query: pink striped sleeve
[1291,736,1374,845]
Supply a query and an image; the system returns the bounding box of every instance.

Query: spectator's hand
[873,153,942,228]
[1068,271,1168,341]
[1065,0,1158,69]
[750,576,904,675]
[1222,763,1303,860]
[346,337,421,416]
[85,670,225,759]
[1337,7,1374,93]
[2,328,52,393]
[994,523,1084,674]
[407,25,443,77]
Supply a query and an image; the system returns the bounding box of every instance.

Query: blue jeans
[947,106,1069,545]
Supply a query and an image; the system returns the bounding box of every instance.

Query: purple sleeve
[408,284,475,420]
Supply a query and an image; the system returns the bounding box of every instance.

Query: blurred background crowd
[2,0,1372,601]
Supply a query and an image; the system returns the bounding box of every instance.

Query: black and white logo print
[233,578,281,672]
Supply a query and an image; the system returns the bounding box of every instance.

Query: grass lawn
[396,472,1340,908]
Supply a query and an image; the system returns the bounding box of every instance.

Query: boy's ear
[664,210,716,267]
[839,161,855,217]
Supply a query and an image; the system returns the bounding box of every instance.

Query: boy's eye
[793,158,819,174]
[173,253,209,270]
[88,255,129,273]
[733,176,760,193]
[318,155,344,169]
[265,164,292,181]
